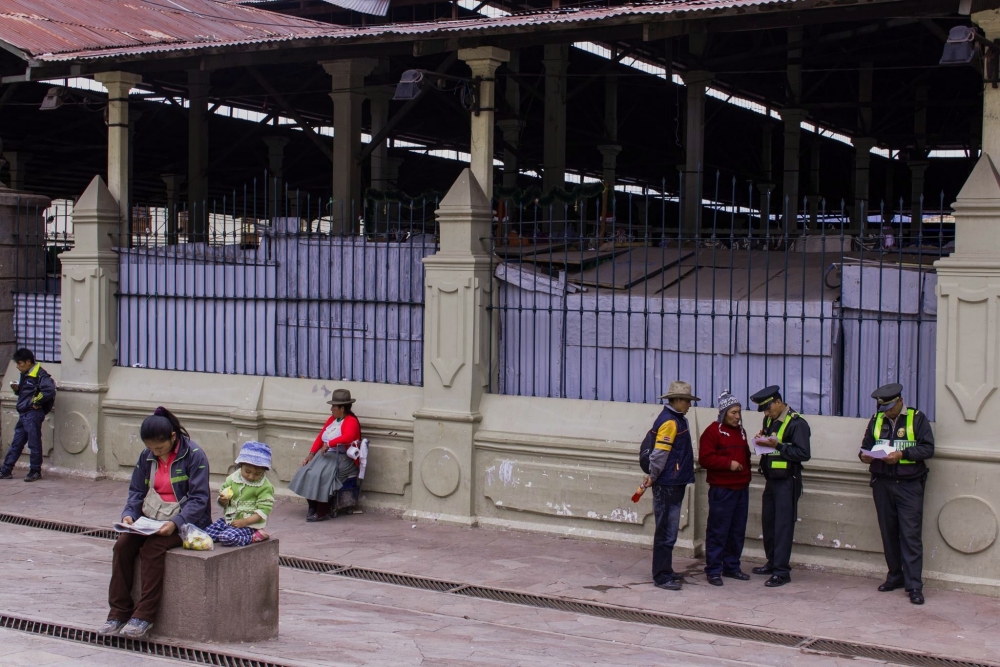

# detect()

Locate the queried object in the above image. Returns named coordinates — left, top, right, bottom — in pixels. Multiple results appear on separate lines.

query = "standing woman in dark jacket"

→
left=100, top=407, right=211, bottom=639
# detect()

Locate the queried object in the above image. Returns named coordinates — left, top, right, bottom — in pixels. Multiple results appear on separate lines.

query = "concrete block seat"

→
left=133, top=538, right=279, bottom=642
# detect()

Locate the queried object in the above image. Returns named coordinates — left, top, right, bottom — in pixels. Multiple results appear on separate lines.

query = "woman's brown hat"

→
left=327, top=388, right=357, bottom=406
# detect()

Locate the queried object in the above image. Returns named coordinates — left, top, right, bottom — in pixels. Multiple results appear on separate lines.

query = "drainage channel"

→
left=3, top=512, right=999, bottom=667
left=0, top=614, right=291, bottom=667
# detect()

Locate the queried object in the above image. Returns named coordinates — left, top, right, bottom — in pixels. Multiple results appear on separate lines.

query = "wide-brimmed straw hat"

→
left=327, top=388, right=357, bottom=406
left=660, top=380, right=700, bottom=402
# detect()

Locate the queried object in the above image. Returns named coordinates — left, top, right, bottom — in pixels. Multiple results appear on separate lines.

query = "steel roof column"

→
left=499, top=50, right=522, bottom=191
left=368, top=87, right=393, bottom=193
left=94, top=71, right=141, bottom=243
left=543, top=44, right=568, bottom=234
left=849, top=61, right=874, bottom=235
left=909, top=84, right=929, bottom=240
left=321, top=58, right=376, bottom=235
left=186, top=69, right=210, bottom=243
left=681, top=70, right=712, bottom=238
left=782, top=27, right=804, bottom=235
left=807, top=140, right=822, bottom=229
left=851, top=136, right=876, bottom=233
left=460, top=47, right=510, bottom=206
left=161, top=173, right=181, bottom=245
left=975, top=11, right=1000, bottom=157
left=263, top=136, right=290, bottom=218
left=1, top=151, right=30, bottom=192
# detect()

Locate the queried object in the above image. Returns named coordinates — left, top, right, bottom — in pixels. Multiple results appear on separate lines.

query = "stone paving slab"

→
left=2, top=475, right=999, bottom=664
left=0, top=522, right=875, bottom=667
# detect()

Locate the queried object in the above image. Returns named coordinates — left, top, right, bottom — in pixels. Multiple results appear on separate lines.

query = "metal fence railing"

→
left=12, top=197, right=73, bottom=363
left=14, top=170, right=953, bottom=418
left=488, top=174, right=951, bottom=419
left=119, top=178, right=438, bottom=385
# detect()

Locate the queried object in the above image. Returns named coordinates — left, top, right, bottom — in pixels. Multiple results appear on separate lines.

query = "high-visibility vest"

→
left=873, top=408, right=917, bottom=464
left=763, top=412, right=798, bottom=470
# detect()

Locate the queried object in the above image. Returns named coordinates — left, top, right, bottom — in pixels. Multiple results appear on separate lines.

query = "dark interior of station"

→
left=0, top=0, right=988, bottom=229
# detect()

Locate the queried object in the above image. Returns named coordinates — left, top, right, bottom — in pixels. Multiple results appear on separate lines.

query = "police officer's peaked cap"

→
left=750, top=385, right=782, bottom=412
left=871, top=383, right=903, bottom=412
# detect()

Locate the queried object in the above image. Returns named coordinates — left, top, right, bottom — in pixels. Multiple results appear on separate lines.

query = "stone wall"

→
left=5, top=171, right=1000, bottom=602
left=6, top=360, right=997, bottom=597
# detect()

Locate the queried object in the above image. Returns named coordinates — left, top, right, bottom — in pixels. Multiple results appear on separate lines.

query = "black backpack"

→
left=639, top=427, right=657, bottom=474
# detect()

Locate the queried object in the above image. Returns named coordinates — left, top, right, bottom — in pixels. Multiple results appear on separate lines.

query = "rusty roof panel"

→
left=0, top=0, right=337, bottom=58
left=322, top=0, right=392, bottom=18
left=8, top=0, right=836, bottom=62
left=232, top=0, right=391, bottom=16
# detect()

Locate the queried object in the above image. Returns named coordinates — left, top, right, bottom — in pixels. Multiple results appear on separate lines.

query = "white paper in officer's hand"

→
left=861, top=446, right=892, bottom=459
left=752, top=437, right=777, bottom=456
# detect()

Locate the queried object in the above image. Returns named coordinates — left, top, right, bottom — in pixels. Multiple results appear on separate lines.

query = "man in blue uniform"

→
left=749, top=385, right=811, bottom=587
left=0, top=348, right=56, bottom=482
left=860, top=383, right=934, bottom=605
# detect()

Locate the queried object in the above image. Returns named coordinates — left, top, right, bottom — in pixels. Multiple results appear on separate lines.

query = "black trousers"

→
left=761, top=474, right=801, bottom=578
left=872, top=476, right=925, bottom=591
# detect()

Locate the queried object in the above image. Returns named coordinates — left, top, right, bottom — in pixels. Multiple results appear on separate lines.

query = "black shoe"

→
left=723, top=571, right=751, bottom=581
left=707, top=575, right=723, bottom=587
left=655, top=578, right=682, bottom=591
left=24, top=471, right=41, bottom=482
left=0, top=470, right=12, bottom=480
left=909, top=590, right=924, bottom=605
left=878, top=580, right=903, bottom=592
left=764, top=574, right=791, bottom=588
left=306, top=509, right=317, bottom=521
left=752, top=565, right=774, bottom=575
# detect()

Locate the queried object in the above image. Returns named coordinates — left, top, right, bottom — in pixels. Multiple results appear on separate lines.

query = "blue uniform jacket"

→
left=122, top=436, right=212, bottom=529
left=14, top=363, right=56, bottom=414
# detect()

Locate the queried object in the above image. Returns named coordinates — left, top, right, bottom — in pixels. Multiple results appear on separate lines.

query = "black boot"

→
left=312, top=501, right=331, bottom=522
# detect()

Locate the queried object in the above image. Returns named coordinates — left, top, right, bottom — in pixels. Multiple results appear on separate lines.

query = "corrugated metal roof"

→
left=230, top=0, right=391, bottom=17
left=0, top=0, right=338, bottom=59
left=5, top=0, right=842, bottom=63
left=322, top=0, right=391, bottom=18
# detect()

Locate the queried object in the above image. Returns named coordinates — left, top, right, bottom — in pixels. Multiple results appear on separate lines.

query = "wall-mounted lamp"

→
left=39, top=86, right=65, bottom=111
left=940, top=25, right=1000, bottom=88
left=393, top=69, right=486, bottom=115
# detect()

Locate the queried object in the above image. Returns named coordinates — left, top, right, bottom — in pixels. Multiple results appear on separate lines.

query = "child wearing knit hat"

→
left=204, top=441, right=275, bottom=547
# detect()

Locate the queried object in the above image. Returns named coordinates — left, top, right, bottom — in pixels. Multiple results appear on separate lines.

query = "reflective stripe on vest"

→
left=762, top=412, right=796, bottom=463
left=872, top=409, right=917, bottom=463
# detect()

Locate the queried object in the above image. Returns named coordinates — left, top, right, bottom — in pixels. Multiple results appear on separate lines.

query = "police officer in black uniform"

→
left=860, top=383, right=934, bottom=605
left=749, top=385, right=811, bottom=587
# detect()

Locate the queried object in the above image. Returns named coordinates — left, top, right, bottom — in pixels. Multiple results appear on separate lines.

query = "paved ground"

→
left=1, top=474, right=999, bottom=666
left=0, top=627, right=181, bottom=666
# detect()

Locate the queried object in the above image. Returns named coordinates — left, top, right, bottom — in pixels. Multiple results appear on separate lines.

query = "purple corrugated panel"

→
left=13, top=0, right=808, bottom=61
left=320, top=0, right=391, bottom=18
left=0, top=0, right=337, bottom=57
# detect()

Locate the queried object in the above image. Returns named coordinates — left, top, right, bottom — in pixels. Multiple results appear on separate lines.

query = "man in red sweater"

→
left=698, top=390, right=752, bottom=586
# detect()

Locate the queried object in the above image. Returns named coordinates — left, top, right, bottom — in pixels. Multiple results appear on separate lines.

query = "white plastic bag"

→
left=180, top=523, right=214, bottom=551
left=358, top=438, right=369, bottom=480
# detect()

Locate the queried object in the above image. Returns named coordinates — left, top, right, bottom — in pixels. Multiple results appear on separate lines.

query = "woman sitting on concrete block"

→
left=100, top=406, right=212, bottom=639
